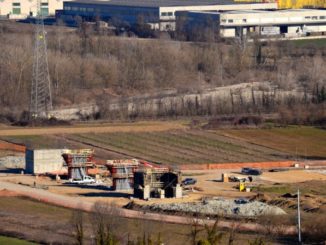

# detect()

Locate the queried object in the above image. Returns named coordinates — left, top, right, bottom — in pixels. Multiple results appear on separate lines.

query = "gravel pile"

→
left=0, top=156, right=25, bottom=169
left=150, top=198, right=286, bottom=217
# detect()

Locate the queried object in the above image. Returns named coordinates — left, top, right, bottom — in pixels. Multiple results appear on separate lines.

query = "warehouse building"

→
left=177, top=9, right=326, bottom=38
left=57, top=0, right=277, bottom=30
left=0, top=0, right=71, bottom=19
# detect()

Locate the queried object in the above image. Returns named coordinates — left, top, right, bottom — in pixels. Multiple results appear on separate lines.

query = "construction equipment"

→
left=30, top=0, right=52, bottom=119
left=239, top=182, right=246, bottom=192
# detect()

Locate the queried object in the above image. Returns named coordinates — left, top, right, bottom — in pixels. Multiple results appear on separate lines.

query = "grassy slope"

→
left=0, top=197, right=283, bottom=244
left=0, top=236, right=37, bottom=245
left=291, top=38, right=326, bottom=47
left=221, top=126, right=326, bottom=159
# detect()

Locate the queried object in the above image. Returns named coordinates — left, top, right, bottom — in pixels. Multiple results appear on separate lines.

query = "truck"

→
left=69, top=175, right=96, bottom=184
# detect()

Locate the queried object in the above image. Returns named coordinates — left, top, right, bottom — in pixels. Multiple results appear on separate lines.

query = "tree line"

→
left=0, top=21, right=324, bottom=125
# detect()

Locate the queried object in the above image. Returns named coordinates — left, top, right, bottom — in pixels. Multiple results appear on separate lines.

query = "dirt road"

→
left=0, top=180, right=296, bottom=235
left=0, top=121, right=187, bottom=136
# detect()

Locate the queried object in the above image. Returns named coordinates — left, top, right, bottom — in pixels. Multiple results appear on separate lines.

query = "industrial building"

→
left=177, top=9, right=326, bottom=38
left=25, top=149, right=65, bottom=174
left=0, top=0, right=71, bottom=19
left=57, top=0, right=277, bottom=30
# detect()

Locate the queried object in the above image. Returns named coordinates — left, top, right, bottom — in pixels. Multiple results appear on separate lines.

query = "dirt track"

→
left=0, top=121, right=187, bottom=136
left=0, top=180, right=296, bottom=235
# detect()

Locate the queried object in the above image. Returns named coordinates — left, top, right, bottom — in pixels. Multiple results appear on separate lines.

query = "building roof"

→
left=67, top=0, right=267, bottom=7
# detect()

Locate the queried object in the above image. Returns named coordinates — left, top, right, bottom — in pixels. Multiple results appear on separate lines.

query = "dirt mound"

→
left=302, top=200, right=320, bottom=212
left=0, top=188, right=20, bottom=197
left=282, top=193, right=297, bottom=198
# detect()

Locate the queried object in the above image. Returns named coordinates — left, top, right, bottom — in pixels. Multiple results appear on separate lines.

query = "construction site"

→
left=0, top=123, right=326, bottom=244
left=0, top=0, right=325, bottom=243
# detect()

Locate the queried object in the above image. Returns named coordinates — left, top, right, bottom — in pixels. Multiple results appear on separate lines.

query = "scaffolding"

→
left=62, top=149, right=95, bottom=180
left=133, top=168, right=182, bottom=199
left=106, top=159, right=139, bottom=190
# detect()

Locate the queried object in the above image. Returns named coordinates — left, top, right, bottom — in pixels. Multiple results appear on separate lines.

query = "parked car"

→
left=234, top=198, right=249, bottom=205
left=241, top=168, right=262, bottom=176
left=182, top=178, right=197, bottom=185
left=69, top=175, right=96, bottom=184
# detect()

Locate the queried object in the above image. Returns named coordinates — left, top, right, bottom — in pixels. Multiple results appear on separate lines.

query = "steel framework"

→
left=30, top=1, right=52, bottom=118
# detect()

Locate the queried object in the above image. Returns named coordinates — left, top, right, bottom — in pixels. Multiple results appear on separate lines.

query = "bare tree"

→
left=71, top=209, right=85, bottom=245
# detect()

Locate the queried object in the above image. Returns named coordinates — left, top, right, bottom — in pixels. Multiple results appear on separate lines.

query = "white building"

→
left=178, top=9, right=326, bottom=38
left=0, top=0, right=69, bottom=19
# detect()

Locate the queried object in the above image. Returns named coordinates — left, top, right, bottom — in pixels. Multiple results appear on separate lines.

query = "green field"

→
left=1, top=126, right=324, bottom=164
left=222, top=126, right=326, bottom=159
left=66, top=129, right=288, bottom=164
left=291, top=38, right=326, bottom=48
left=0, top=236, right=37, bottom=245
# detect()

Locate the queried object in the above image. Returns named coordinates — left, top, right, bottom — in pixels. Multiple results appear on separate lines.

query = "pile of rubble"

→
left=149, top=197, right=286, bottom=217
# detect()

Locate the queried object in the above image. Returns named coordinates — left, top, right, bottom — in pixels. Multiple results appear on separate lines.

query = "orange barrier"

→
left=179, top=161, right=298, bottom=170
left=179, top=160, right=326, bottom=170
left=0, top=140, right=26, bottom=152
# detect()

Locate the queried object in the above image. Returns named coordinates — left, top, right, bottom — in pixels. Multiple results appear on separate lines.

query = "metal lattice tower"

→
left=30, top=1, right=52, bottom=118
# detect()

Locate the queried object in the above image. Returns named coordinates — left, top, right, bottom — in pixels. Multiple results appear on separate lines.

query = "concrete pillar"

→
left=174, top=184, right=182, bottom=198
left=143, top=185, right=150, bottom=200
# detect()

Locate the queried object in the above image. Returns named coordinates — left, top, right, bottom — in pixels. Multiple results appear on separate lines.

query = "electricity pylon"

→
left=30, top=0, right=52, bottom=119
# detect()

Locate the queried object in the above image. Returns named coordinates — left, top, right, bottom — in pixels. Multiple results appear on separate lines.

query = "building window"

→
left=320, top=16, right=326, bottom=19
left=221, top=19, right=226, bottom=23
left=161, top=12, right=167, bottom=16
left=167, top=12, right=173, bottom=16
left=243, top=19, right=247, bottom=23
left=305, top=16, right=311, bottom=19
left=87, top=8, right=94, bottom=12
left=64, top=6, right=71, bottom=10
left=228, top=19, right=233, bottom=23
left=12, top=2, right=21, bottom=14
left=41, top=2, right=48, bottom=16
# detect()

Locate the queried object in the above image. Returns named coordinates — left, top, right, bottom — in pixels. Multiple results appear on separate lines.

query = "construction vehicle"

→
left=239, top=182, right=246, bottom=192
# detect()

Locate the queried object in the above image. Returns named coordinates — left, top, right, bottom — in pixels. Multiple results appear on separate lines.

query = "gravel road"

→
left=0, top=180, right=295, bottom=235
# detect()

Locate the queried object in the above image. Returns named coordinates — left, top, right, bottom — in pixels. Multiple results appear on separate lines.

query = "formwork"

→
left=62, top=149, right=95, bottom=180
left=25, top=149, right=65, bottom=174
left=133, top=167, right=182, bottom=199
left=106, top=159, right=139, bottom=190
